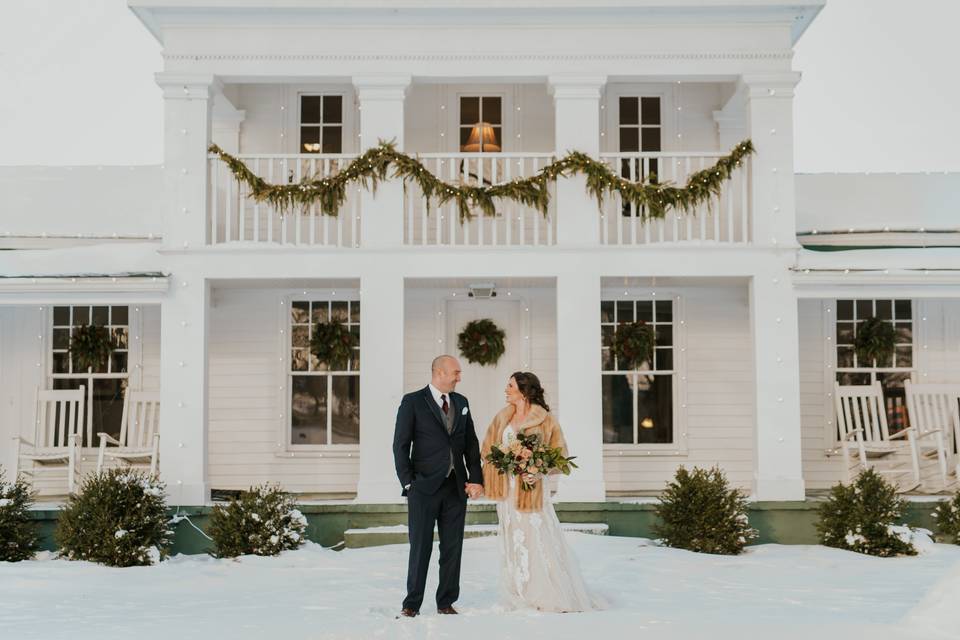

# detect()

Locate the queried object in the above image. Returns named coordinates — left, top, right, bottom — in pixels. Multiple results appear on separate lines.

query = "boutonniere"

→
left=461, top=406, right=469, bottom=416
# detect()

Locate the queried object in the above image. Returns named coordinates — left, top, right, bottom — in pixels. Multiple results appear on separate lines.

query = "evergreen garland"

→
left=209, top=139, right=754, bottom=223
left=608, top=321, right=656, bottom=369
left=653, top=465, right=757, bottom=555
left=932, top=491, right=960, bottom=544
left=457, top=318, right=506, bottom=366
left=55, top=469, right=171, bottom=567
left=854, top=316, right=897, bottom=367
left=309, top=321, right=358, bottom=370
left=0, top=467, right=40, bottom=562
left=816, top=468, right=918, bottom=557
left=69, top=324, right=115, bottom=372
left=208, top=484, right=308, bottom=558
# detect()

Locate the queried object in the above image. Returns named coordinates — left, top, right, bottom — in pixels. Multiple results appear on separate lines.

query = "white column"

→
left=743, top=73, right=801, bottom=248
left=749, top=268, right=805, bottom=500
left=354, top=75, right=410, bottom=249
left=159, top=278, right=210, bottom=505
left=549, top=75, right=606, bottom=247
left=554, top=271, right=605, bottom=502
left=155, top=73, right=221, bottom=250
left=355, top=270, right=405, bottom=502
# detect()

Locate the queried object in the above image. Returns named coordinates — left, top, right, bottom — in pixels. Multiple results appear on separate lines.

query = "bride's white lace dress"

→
left=496, top=425, right=600, bottom=612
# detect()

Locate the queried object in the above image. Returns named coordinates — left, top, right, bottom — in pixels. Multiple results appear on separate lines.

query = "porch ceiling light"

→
left=461, top=122, right=501, bottom=152
left=467, top=283, right=497, bottom=299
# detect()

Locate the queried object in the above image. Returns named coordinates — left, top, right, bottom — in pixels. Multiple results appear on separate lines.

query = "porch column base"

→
left=166, top=481, right=210, bottom=506
left=751, top=475, right=806, bottom=502
left=355, top=479, right=404, bottom=504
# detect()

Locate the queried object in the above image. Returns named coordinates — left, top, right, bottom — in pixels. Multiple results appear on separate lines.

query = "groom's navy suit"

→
left=393, top=385, right=483, bottom=611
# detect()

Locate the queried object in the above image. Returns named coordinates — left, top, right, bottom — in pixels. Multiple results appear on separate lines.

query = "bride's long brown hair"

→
left=510, top=371, right=550, bottom=412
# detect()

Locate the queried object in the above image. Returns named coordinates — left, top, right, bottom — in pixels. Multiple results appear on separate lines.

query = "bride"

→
left=481, top=371, right=600, bottom=613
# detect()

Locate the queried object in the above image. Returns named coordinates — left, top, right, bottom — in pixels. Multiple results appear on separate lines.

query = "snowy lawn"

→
left=1, top=535, right=959, bottom=640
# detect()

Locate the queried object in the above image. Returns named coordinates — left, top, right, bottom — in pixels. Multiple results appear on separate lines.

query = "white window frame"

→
left=600, top=291, right=688, bottom=456
left=821, top=298, right=919, bottom=449
left=601, top=84, right=674, bottom=155
left=279, top=291, right=361, bottom=456
left=283, top=85, right=357, bottom=155
left=443, top=85, right=516, bottom=153
left=45, top=304, right=144, bottom=449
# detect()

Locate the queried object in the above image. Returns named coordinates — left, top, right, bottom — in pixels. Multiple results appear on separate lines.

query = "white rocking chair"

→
left=13, top=386, right=85, bottom=493
left=834, top=381, right=921, bottom=490
left=904, top=381, right=960, bottom=490
left=97, top=390, right=161, bottom=475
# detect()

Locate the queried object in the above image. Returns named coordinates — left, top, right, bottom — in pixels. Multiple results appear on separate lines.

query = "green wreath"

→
left=309, top=321, right=358, bottom=370
left=457, top=319, right=506, bottom=367
left=854, top=316, right=897, bottom=367
left=608, top=321, right=656, bottom=370
left=69, top=324, right=115, bottom=372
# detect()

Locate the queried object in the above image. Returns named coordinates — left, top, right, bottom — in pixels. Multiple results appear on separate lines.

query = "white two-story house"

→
left=2, top=1, right=959, bottom=521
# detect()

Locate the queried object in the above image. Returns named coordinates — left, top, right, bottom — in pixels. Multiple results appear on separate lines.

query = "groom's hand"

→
left=465, top=483, right=483, bottom=499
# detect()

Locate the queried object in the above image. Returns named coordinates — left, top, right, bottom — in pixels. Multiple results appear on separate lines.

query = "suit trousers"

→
left=403, top=473, right=467, bottom=611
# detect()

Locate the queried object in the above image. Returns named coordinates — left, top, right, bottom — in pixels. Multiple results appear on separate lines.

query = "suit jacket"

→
left=393, top=386, right=483, bottom=499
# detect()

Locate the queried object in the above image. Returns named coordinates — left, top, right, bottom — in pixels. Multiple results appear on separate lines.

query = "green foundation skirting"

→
left=27, top=499, right=946, bottom=555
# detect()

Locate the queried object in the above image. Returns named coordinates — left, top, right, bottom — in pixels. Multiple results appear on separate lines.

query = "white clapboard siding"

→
left=207, top=288, right=359, bottom=494
left=604, top=286, right=755, bottom=494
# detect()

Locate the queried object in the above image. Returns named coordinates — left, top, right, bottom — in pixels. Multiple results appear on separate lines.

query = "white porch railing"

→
left=403, top=153, right=557, bottom=246
left=207, top=154, right=361, bottom=247
left=598, top=153, right=752, bottom=245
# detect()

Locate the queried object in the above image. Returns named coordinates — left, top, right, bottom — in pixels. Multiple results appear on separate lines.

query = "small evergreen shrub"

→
left=56, top=469, right=171, bottom=567
left=816, top=468, right=918, bottom=557
left=0, top=468, right=40, bottom=561
left=208, top=484, right=308, bottom=558
left=654, top=465, right=757, bottom=555
left=932, top=491, right=960, bottom=543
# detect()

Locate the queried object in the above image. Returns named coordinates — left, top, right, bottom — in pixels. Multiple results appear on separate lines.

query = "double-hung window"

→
left=601, top=298, right=675, bottom=445
left=288, top=298, right=360, bottom=446
left=299, top=95, right=343, bottom=154
left=833, top=299, right=914, bottom=434
left=459, top=96, right=502, bottom=152
left=50, top=305, right=130, bottom=446
left=617, top=96, right=662, bottom=215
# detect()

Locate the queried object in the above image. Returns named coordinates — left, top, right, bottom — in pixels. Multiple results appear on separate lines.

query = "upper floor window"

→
left=459, top=96, right=502, bottom=152
left=601, top=298, right=675, bottom=445
left=834, top=299, right=914, bottom=434
left=618, top=96, right=662, bottom=214
left=299, top=95, right=343, bottom=154
left=288, top=299, right=360, bottom=446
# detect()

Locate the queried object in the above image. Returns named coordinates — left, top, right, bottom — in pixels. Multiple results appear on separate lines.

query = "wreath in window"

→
left=608, top=321, right=656, bottom=370
left=457, top=319, right=506, bottom=367
left=854, top=316, right=897, bottom=367
left=69, top=324, right=115, bottom=372
left=309, top=321, right=358, bottom=370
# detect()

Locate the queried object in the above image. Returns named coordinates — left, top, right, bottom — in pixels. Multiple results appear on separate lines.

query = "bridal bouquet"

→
left=485, top=432, right=578, bottom=491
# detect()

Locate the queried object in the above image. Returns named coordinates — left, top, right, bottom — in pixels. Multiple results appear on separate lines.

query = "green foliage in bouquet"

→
left=458, top=318, right=506, bottom=367
left=607, top=321, right=656, bottom=369
left=816, top=468, right=918, bottom=557
left=485, top=431, right=577, bottom=491
left=56, top=469, right=171, bottom=566
left=69, top=324, right=115, bottom=372
left=309, top=321, right=358, bottom=370
left=208, top=484, right=308, bottom=558
left=654, top=466, right=757, bottom=555
left=854, top=316, right=897, bottom=367
left=0, top=467, right=40, bottom=562
left=931, top=491, right=960, bottom=544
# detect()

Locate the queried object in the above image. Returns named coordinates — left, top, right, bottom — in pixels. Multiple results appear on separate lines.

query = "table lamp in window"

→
left=461, top=122, right=501, bottom=152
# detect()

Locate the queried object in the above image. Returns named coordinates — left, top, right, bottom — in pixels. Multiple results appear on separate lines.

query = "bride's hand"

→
left=521, top=473, right=539, bottom=485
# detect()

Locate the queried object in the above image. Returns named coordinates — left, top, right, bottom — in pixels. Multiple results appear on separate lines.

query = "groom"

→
left=393, top=355, right=484, bottom=617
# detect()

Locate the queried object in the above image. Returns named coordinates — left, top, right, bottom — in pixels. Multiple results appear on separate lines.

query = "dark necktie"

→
left=441, top=394, right=449, bottom=415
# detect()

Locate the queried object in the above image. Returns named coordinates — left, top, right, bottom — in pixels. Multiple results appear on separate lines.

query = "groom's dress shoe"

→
left=398, top=608, right=419, bottom=618
left=437, top=606, right=458, bottom=615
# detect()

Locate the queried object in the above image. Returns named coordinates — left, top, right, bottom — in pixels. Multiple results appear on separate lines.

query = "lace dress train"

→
left=495, top=426, right=600, bottom=613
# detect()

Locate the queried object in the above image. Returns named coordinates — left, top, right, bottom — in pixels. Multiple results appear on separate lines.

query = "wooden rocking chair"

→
left=904, top=381, right=960, bottom=490
left=13, top=386, right=85, bottom=493
left=834, top=381, right=921, bottom=490
left=96, top=390, right=161, bottom=475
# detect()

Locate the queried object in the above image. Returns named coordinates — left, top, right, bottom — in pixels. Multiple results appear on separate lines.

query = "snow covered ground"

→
left=2, top=535, right=959, bottom=640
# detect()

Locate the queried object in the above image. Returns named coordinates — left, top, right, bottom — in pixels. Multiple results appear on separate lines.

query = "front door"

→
left=446, top=298, right=522, bottom=440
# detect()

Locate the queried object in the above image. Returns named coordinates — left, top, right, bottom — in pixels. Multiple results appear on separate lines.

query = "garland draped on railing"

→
left=208, top=139, right=754, bottom=223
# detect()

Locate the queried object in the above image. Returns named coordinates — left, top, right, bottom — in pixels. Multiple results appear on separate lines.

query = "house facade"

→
left=2, top=0, right=958, bottom=509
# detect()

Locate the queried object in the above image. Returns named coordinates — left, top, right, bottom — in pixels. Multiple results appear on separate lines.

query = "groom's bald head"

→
left=431, top=355, right=462, bottom=393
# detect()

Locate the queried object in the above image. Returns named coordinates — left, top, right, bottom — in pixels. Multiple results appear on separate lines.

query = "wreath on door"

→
left=457, top=318, right=506, bottom=366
